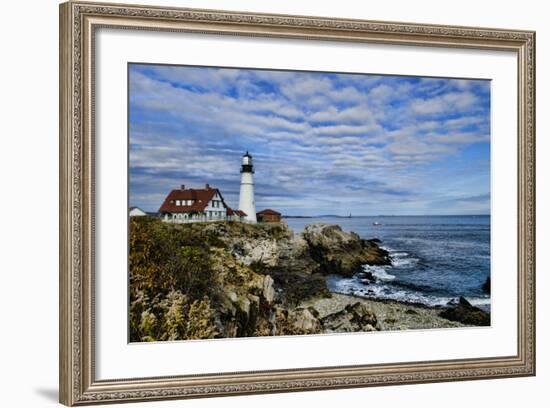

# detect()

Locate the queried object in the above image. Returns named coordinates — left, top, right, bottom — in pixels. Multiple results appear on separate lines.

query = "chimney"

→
left=180, top=184, right=185, bottom=190
left=205, top=183, right=210, bottom=189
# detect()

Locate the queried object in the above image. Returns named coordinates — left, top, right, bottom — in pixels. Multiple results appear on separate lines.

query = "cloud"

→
left=128, top=64, right=490, bottom=215
left=411, top=91, right=479, bottom=115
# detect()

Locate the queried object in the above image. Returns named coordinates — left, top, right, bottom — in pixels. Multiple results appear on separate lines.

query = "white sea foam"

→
left=390, top=251, right=419, bottom=267
left=326, top=274, right=455, bottom=307
left=363, top=265, right=396, bottom=281
left=465, top=297, right=491, bottom=306
left=392, top=257, right=419, bottom=267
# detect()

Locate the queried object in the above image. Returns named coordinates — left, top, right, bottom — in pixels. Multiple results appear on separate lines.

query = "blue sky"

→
left=129, top=63, right=490, bottom=216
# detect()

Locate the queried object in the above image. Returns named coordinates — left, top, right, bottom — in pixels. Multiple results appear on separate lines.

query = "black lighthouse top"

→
left=240, top=151, right=254, bottom=173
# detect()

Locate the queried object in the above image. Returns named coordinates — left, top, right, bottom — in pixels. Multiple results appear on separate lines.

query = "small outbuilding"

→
left=129, top=206, right=147, bottom=217
left=256, top=209, right=282, bottom=224
left=226, top=207, right=248, bottom=222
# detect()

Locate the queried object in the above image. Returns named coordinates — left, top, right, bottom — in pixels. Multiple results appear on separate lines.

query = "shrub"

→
left=139, top=310, right=158, bottom=342
left=185, top=298, right=219, bottom=339
left=129, top=218, right=221, bottom=341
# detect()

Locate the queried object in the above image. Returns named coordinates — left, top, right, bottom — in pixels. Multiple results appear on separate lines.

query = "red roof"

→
left=159, top=187, right=221, bottom=213
left=226, top=207, right=247, bottom=217
left=257, top=208, right=281, bottom=216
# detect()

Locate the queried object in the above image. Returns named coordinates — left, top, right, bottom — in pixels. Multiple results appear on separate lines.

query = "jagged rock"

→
left=321, top=302, right=379, bottom=333
left=266, top=266, right=331, bottom=306
left=212, top=222, right=390, bottom=304
left=359, top=269, right=376, bottom=284
left=482, top=276, right=491, bottom=294
left=439, top=296, right=490, bottom=326
left=261, top=275, right=275, bottom=304
left=239, top=238, right=280, bottom=267
left=292, top=308, right=322, bottom=332
left=236, top=295, right=251, bottom=317
left=270, top=306, right=322, bottom=335
left=302, top=224, right=391, bottom=277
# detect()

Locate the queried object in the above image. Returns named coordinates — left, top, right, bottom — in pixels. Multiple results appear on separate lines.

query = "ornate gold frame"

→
left=59, top=1, right=536, bottom=405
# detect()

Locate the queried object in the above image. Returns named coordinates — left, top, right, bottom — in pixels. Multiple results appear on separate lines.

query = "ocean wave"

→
left=392, top=257, right=419, bottom=267
left=327, top=277, right=454, bottom=307
left=363, top=265, right=395, bottom=281
left=326, top=274, right=491, bottom=309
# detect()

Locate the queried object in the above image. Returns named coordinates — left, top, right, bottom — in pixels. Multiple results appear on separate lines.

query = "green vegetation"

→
left=129, top=218, right=220, bottom=342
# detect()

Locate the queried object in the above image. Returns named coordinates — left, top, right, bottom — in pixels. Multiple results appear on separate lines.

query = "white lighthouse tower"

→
left=238, top=151, right=257, bottom=223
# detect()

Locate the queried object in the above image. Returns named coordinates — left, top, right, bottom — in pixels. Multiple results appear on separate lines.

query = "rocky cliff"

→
left=129, top=218, right=492, bottom=342
left=129, top=218, right=391, bottom=341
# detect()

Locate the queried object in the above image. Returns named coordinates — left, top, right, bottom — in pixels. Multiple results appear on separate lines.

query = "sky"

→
left=129, top=63, right=491, bottom=216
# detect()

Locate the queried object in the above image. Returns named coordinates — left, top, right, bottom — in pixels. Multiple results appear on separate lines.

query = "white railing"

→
left=162, top=214, right=239, bottom=224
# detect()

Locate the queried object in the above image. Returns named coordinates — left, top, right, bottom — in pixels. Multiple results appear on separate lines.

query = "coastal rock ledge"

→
left=302, top=224, right=392, bottom=277
left=129, top=218, right=465, bottom=342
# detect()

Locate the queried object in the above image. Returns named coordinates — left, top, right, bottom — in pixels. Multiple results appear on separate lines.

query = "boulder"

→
left=292, top=308, right=322, bottom=332
left=270, top=306, right=323, bottom=335
left=266, top=266, right=331, bottom=306
left=302, top=224, right=391, bottom=277
left=439, top=296, right=490, bottom=326
left=482, top=276, right=491, bottom=294
left=261, top=275, right=275, bottom=304
left=321, top=302, right=379, bottom=333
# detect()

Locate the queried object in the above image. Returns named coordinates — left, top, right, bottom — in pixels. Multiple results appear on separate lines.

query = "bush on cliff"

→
left=131, top=289, right=218, bottom=342
left=129, top=218, right=220, bottom=342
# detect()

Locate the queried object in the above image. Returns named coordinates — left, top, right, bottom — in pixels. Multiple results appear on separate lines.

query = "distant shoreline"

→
left=283, top=214, right=490, bottom=218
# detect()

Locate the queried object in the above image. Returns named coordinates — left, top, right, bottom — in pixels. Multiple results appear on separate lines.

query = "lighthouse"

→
left=238, top=151, right=257, bottom=223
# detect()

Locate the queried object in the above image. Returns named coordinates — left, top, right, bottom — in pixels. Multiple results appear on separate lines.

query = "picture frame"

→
left=59, top=1, right=536, bottom=405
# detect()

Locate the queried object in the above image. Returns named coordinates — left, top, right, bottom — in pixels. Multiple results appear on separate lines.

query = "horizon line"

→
left=282, top=214, right=490, bottom=217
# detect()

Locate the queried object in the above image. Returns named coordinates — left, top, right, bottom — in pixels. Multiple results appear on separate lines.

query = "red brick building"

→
left=256, top=209, right=282, bottom=223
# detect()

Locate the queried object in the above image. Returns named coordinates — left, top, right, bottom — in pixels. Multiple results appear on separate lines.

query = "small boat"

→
left=372, top=221, right=383, bottom=226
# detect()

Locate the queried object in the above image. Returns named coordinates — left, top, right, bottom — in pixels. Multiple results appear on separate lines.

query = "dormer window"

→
left=176, top=200, right=181, bottom=206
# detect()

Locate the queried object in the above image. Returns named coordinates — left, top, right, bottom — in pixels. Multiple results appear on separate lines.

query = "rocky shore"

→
left=301, top=294, right=468, bottom=331
left=129, top=218, right=489, bottom=342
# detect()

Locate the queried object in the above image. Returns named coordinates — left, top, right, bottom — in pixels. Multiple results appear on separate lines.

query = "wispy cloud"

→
left=129, top=64, right=490, bottom=215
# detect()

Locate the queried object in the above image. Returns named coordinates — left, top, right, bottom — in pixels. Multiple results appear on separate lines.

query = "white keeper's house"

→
left=159, top=183, right=247, bottom=223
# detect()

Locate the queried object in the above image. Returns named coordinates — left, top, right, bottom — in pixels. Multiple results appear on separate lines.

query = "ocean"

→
left=285, top=215, right=491, bottom=309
